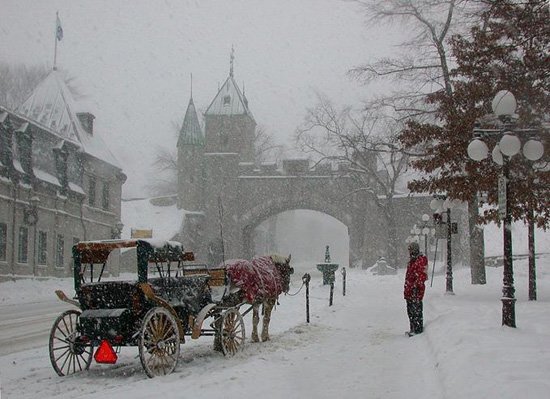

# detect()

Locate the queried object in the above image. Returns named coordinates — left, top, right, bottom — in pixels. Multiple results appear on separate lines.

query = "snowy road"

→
left=0, top=300, right=71, bottom=356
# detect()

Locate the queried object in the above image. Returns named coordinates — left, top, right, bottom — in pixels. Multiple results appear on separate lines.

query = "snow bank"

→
left=1, top=257, right=549, bottom=398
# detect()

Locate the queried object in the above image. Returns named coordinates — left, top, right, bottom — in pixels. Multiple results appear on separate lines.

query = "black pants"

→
left=406, top=300, right=423, bottom=334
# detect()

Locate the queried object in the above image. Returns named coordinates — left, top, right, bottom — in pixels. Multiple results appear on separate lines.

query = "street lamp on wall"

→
left=467, top=90, right=545, bottom=328
left=24, top=196, right=40, bottom=226
left=25, top=196, right=40, bottom=277
left=111, top=221, right=124, bottom=239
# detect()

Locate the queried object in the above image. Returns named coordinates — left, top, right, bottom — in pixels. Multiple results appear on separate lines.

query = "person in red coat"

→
left=404, top=242, right=428, bottom=336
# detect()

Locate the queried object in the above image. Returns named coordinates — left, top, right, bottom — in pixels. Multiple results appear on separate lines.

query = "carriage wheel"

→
left=220, top=308, right=245, bottom=356
left=49, top=309, right=93, bottom=376
left=139, top=307, right=180, bottom=378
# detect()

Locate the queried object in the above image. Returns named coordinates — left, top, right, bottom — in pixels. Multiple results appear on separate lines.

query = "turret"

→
left=177, top=95, right=205, bottom=211
left=203, top=49, right=256, bottom=162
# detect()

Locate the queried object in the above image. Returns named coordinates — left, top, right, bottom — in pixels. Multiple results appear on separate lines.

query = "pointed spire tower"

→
left=177, top=73, right=205, bottom=210
left=203, top=47, right=256, bottom=162
left=177, top=75, right=204, bottom=147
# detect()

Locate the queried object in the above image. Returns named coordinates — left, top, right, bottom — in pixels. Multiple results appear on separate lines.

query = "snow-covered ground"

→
left=1, top=257, right=549, bottom=399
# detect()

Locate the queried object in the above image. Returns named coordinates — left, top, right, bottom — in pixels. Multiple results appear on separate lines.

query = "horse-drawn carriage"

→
left=49, top=239, right=293, bottom=378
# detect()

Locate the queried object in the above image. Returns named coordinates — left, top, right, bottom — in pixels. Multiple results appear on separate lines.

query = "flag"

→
left=56, top=13, right=63, bottom=41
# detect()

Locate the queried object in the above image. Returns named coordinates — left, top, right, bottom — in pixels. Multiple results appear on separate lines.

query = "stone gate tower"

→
left=176, top=52, right=451, bottom=268
left=177, top=52, right=260, bottom=264
left=203, top=52, right=256, bottom=162
left=177, top=94, right=204, bottom=211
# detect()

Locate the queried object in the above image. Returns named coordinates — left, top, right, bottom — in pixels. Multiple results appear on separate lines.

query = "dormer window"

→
left=0, top=114, right=14, bottom=176
left=53, top=145, right=68, bottom=195
left=101, top=182, right=110, bottom=210
left=88, top=176, right=96, bottom=207
left=77, top=112, right=95, bottom=135
left=15, top=122, right=33, bottom=183
left=223, top=95, right=231, bottom=106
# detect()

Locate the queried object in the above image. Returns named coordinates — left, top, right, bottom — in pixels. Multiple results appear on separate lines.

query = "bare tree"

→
left=0, top=62, right=82, bottom=109
left=254, top=124, right=285, bottom=165
left=348, top=1, right=471, bottom=118
left=296, top=93, right=410, bottom=266
left=145, top=147, right=179, bottom=196
left=0, top=62, right=49, bottom=109
left=349, top=0, right=489, bottom=283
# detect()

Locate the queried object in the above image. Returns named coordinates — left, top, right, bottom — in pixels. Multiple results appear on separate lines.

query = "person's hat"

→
left=408, top=242, right=420, bottom=255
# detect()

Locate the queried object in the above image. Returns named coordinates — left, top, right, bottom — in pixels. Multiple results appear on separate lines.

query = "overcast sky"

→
left=0, top=0, right=403, bottom=197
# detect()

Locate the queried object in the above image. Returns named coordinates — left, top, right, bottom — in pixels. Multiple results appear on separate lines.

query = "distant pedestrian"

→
left=404, top=241, right=428, bottom=336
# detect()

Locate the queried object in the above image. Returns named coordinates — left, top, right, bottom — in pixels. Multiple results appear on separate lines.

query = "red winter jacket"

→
left=404, top=255, right=428, bottom=301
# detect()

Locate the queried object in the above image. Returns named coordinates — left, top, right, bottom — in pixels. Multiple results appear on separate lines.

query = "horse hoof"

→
left=262, top=336, right=270, bottom=342
left=251, top=335, right=259, bottom=343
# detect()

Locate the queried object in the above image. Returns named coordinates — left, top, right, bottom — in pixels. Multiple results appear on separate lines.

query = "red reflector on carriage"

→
left=94, top=340, right=118, bottom=364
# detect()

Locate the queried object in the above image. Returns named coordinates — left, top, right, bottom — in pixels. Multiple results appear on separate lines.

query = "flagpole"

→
left=53, top=11, right=58, bottom=70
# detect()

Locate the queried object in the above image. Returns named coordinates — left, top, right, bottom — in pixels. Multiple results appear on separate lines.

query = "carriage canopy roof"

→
left=74, top=239, right=193, bottom=264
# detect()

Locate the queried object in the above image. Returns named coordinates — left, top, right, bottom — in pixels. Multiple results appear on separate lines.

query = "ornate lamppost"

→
left=430, top=194, right=458, bottom=295
left=467, top=90, right=545, bottom=328
left=406, top=214, right=434, bottom=258
left=419, top=214, right=432, bottom=257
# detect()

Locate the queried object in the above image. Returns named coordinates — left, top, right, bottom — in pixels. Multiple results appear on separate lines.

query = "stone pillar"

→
left=202, top=152, right=240, bottom=264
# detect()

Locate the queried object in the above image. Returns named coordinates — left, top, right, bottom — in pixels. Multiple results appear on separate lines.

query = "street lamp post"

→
left=467, top=90, right=545, bottom=328
left=420, top=214, right=433, bottom=258
left=430, top=195, right=458, bottom=295
left=445, top=207, right=452, bottom=294
left=408, top=214, right=433, bottom=257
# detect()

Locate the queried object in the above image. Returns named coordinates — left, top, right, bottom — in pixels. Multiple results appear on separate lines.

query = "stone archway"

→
left=251, top=209, right=350, bottom=267
left=239, top=196, right=359, bottom=264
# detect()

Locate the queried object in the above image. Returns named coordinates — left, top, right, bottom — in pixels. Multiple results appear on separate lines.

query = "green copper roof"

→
left=178, top=97, right=204, bottom=146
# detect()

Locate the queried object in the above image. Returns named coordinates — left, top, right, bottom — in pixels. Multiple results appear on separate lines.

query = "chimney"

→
left=77, top=112, right=95, bottom=135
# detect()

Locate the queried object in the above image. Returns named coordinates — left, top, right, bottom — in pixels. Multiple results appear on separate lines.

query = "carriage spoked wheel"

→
left=139, top=307, right=180, bottom=378
left=49, top=309, right=93, bottom=376
left=219, top=308, right=245, bottom=356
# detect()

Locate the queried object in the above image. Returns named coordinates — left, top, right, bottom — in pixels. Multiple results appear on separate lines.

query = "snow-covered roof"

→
left=205, top=75, right=254, bottom=120
left=121, top=196, right=186, bottom=242
left=177, top=97, right=204, bottom=146
left=16, top=70, right=122, bottom=170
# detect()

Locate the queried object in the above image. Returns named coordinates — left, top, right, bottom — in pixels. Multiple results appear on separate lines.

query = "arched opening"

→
left=252, top=210, right=349, bottom=276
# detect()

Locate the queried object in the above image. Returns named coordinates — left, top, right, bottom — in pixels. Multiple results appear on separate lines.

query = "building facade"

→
left=0, top=71, right=126, bottom=280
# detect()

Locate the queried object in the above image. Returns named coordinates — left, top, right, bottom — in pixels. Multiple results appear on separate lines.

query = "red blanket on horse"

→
left=224, top=256, right=284, bottom=302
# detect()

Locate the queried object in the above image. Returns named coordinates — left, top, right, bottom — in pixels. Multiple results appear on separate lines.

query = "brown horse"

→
left=224, top=254, right=294, bottom=342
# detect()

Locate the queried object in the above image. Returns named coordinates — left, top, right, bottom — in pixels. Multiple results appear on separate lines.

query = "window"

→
left=18, top=226, right=28, bottom=263
left=88, top=176, right=96, bottom=207
left=0, top=223, right=7, bottom=261
left=223, top=95, right=231, bottom=105
left=55, top=234, right=64, bottom=268
left=38, top=231, right=48, bottom=265
left=218, top=131, right=229, bottom=149
left=53, top=147, right=68, bottom=195
left=101, top=182, right=110, bottom=210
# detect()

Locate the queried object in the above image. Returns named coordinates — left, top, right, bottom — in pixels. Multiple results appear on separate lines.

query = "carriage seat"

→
left=79, top=281, right=142, bottom=310
left=148, top=275, right=212, bottom=313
